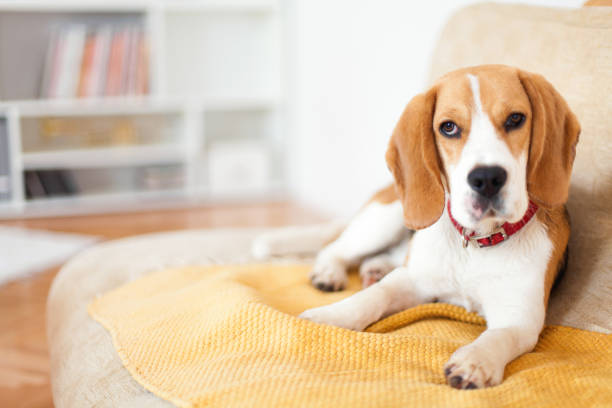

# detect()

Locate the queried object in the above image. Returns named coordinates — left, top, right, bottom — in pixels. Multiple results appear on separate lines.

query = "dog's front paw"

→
left=444, top=344, right=504, bottom=389
left=309, top=258, right=347, bottom=292
left=299, top=303, right=367, bottom=331
left=359, top=257, right=394, bottom=288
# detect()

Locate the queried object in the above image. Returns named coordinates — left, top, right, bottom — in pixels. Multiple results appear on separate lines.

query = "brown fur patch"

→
left=537, top=206, right=571, bottom=306
left=432, top=75, right=472, bottom=167
left=386, top=89, right=445, bottom=229
left=518, top=71, right=581, bottom=208
left=584, top=0, right=612, bottom=6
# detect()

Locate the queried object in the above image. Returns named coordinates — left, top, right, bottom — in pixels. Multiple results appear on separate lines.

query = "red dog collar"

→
left=447, top=200, right=539, bottom=248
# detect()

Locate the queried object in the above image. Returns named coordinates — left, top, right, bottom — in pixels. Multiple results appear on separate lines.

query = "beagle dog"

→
left=252, top=65, right=580, bottom=389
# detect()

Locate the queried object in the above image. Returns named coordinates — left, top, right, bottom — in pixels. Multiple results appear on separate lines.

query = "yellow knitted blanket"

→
left=88, top=264, right=612, bottom=408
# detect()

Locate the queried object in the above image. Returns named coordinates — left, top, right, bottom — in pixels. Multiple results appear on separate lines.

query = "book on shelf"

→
left=140, top=166, right=184, bottom=191
left=24, top=170, right=79, bottom=199
left=89, top=26, right=113, bottom=97
left=135, top=30, right=149, bottom=96
left=41, top=24, right=149, bottom=99
left=105, top=27, right=126, bottom=97
left=76, top=32, right=96, bottom=98
left=24, top=171, right=46, bottom=199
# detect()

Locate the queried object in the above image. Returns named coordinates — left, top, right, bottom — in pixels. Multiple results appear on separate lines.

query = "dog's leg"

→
left=443, top=292, right=545, bottom=389
left=300, top=266, right=431, bottom=330
left=251, top=221, right=346, bottom=259
left=359, top=235, right=411, bottom=288
left=310, top=200, right=407, bottom=291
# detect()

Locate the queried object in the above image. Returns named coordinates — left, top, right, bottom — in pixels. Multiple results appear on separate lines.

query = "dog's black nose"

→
left=467, top=166, right=507, bottom=198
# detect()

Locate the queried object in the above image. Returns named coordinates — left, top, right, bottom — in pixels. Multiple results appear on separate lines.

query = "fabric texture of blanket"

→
left=88, top=264, right=612, bottom=408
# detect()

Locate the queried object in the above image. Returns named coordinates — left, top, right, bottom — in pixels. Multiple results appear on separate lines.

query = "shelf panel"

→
left=0, top=0, right=277, bottom=13
left=6, top=98, right=186, bottom=118
left=8, top=188, right=190, bottom=219
left=203, top=96, right=279, bottom=111
left=0, top=1, right=151, bottom=12
left=163, top=0, right=278, bottom=13
left=1, top=96, right=279, bottom=117
left=22, top=144, right=186, bottom=170
left=0, top=182, right=286, bottom=219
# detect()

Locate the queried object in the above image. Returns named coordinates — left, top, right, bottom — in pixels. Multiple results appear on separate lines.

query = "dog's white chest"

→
left=407, top=212, right=553, bottom=316
left=437, top=251, right=512, bottom=314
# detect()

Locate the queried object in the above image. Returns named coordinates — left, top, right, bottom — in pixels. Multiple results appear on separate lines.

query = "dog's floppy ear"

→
left=519, top=70, right=581, bottom=208
left=385, top=88, right=445, bottom=229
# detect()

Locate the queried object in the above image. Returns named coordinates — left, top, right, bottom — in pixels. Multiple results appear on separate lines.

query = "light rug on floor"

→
left=0, top=226, right=98, bottom=285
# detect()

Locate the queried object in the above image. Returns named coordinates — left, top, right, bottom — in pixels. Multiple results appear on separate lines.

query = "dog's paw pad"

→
left=310, top=259, right=347, bottom=292
left=314, top=281, right=340, bottom=292
left=444, top=346, right=503, bottom=389
left=449, top=375, right=464, bottom=389
left=359, top=258, right=394, bottom=288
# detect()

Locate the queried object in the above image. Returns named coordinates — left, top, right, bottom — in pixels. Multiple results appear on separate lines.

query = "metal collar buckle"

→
left=462, top=227, right=508, bottom=248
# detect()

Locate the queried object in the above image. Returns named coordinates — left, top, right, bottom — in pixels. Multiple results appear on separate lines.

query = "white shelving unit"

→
left=0, top=0, right=285, bottom=218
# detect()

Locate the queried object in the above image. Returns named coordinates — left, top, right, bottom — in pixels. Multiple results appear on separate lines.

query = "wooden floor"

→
left=0, top=201, right=327, bottom=408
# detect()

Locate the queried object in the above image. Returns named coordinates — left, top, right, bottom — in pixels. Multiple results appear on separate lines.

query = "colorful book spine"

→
left=76, top=33, right=96, bottom=98
left=89, top=26, right=112, bottom=98
left=40, top=24, right=149, bottom=99
left=54, top=25, right=87, bottom=99
left=136, top=31, right=150, bottom=96
left=105, top=28, right=125, bottom=97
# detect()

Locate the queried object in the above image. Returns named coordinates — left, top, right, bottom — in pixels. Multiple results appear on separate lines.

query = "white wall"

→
left=286, top=0, right=583, bottom=217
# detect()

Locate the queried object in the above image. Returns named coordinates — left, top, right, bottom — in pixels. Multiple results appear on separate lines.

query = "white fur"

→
left=299, top=75, right=554, bottom=389
left=251, top=221, right=346, bottom=259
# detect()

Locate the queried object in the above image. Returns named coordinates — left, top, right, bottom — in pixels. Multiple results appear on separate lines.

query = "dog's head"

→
left=386, top=65, right=580, bottom=231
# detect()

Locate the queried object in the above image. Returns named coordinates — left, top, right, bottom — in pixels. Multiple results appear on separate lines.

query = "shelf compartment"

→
left=202, top=107, right=281, bottom=191
left=24, top=164, right=186, bottom=200
left=204, top=108, right=276, bottom=143
left=20, top=112, right=184, bottom=153
left=208, top=141, right=269, bottom=195
left=0, top=11, right=145, bottom=101
left=163, top=9, right=280, bottom=100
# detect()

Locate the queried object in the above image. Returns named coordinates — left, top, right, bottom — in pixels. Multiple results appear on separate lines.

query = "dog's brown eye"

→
left=440, top=121, right=461, bottom=138
left=504, top=113, right=525, bottom=131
